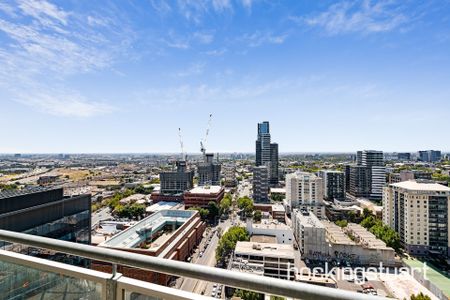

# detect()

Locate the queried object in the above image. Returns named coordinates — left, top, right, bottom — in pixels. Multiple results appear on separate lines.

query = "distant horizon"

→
left=1, top=150, right=448, bottom=155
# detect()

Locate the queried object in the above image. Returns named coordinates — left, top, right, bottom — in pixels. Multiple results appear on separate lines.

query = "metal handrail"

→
left=0, top=229, right=386, bottom=300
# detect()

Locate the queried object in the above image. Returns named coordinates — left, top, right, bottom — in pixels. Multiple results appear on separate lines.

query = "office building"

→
left=96, top=210, right=206, bottom=285
left=292, top=210, right=396, bottom=265
left=397, top=152, right=411, bottom=161
left=255, top=121, right=279, bottom=185
left=419, top=150, right=442, bottom=162
left=157, top=160, right=194, bottom=200
left=383, top=181, right=450, bottom=257
left=197, top=153, right=221, bottom=186
left=347, top=150, right=385, bottom=201
left=253, top=165, right=269, bottom=203
left=319, top=170, right=345, bottom=201
left=0, top=187, right=91, bottom=244
left=184, top=185, right=225, bottom=209
left=388, top=170, right=415, bottom=184
left=285, top=171, right=325, bottom=218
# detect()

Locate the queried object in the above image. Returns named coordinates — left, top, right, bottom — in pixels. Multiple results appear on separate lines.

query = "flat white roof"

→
left=188, top=185, right=223, bottom=194
left=391, top=180, right=450, bottom=192
left=235, top=241, right=295, bottom=259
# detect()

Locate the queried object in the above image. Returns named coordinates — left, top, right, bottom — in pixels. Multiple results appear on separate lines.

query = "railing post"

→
left=106, top=270, right=122, bottom=300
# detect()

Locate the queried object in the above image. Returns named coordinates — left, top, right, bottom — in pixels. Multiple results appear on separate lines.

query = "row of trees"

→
left=360, top=214, right=402, bottom=252
left=188, top=201, right=220, bottom=221
left=215, top=226, right=250, bottom=261
left=115, top=203, right=146, bottom=219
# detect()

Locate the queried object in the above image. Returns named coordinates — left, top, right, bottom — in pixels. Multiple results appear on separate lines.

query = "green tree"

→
left=216, top=226, right=250, bottom=261
left=237, top=196, right=254, bottom=216
left=234, top=289, right=263, bottom=300
left=270, top=193, right=285, bottom=202
left=335, top=219, right=348, bottom=227
left=220, top=194, right=232, bottom=215
left=188, top=207, right=210, bottom=220
left=410, top=292, right=431, bottom=300
left=208, top=201, right=220, bottom=220
left=253, top=210, right=262, bottom=222
left=270, top=296, right=285, bottom=300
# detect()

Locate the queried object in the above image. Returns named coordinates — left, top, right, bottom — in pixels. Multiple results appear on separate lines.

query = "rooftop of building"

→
left=145, top=201, right=181, bottom=213
left=250, top=235, right=278, bottom=244
left=323, top=221, right=356, bottom=245
left=251, top=219, right=291, bottom=231
left=235, top=241, right=295, bottom=259
left=100, top=210, right=196, bottom=250
left=186, top=185, right=223, bottom=194
left=270, top=188, right=286, bottom=194
left=391, top=180, right=450, bottom=192
left=272, top=203, right=285, bottom=212
left=294, top=210, right=324, bottom=229
left=345, top=223, right=389, bottom=249
left=0, top=186, right=60, bottom=199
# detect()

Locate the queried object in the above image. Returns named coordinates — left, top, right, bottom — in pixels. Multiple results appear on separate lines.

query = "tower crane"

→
left=178, top=127, right=185, bottom=161
left=200, top=114, right=212, bottom=158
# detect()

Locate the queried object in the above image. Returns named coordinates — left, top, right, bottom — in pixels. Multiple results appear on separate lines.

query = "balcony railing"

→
left=0, top=229, right=386, bottom=300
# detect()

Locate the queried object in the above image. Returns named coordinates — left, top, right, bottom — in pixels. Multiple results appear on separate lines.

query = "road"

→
left=91, top=207, right=112, bottom=228
left=179, top=218, right=232, bottom=296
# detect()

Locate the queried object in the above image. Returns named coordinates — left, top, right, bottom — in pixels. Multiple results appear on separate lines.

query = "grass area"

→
left=56, top=168, right=91, bottom=181
left=404, top=258, right=450, bottom=297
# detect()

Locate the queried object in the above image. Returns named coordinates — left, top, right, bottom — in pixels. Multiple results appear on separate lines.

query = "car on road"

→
left=199, top=251, right=204, bottom=257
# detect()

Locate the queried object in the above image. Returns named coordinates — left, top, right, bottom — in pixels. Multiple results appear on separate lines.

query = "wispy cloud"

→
left=302, top=0, right=408, bottom=35
left=174, top=62, right=206, bottom=77
left=193, top=31, right=214, bottom=44
left=16, top=88, right=115, bottom=117
left=240, top=31, right=289, bottom=47
left=0, top=0, right=133, bottom=117
left=135, top=75, right=379, bottom=108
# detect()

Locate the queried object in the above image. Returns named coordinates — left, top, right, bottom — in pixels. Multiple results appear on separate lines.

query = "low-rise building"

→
left=231, top=241, right=296, bottom=280
left=292, top=210, right=397, bottom=266
left=183, top=185, right=225, bottom=209
left=246, top=219, right=293, bottom=244
left=95, top=210, right=206, bottom=285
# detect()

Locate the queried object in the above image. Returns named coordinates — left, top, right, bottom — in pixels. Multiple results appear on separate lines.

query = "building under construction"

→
left=197, top=153, right=221, bottom=186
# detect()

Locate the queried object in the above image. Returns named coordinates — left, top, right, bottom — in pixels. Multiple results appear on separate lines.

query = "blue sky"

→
left=1, top=0, right=449, bottom=153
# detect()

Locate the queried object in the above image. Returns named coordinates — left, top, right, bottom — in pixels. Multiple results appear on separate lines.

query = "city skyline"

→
left=1, top=1, right=450, bottom=153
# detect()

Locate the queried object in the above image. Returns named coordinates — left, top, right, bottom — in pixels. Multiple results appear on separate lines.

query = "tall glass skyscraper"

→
left=255, top=121, right=279, bottom=185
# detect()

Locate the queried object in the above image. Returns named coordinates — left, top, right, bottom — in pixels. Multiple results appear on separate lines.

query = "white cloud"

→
left=204, top=48, right=227, bottom=56
left=18, top=0, right=69, bottom=26
left=16, top=90, right=115, bottom=117
left=241, top=31, right=288, bottom=47
left=135, top=76, right=378, bottom=108
left=212, top=0, right=232, bottom=12
left=303, top=0, right=408, bottom=35
left=241, top=0, right=253, bottom=10
left=0, top=0, right=131, bottom=117
left=150, top=0, right=171, bottom=15
left=174, top=62, right=205, bottom=77
left=193, top=31, right=214, bottom=44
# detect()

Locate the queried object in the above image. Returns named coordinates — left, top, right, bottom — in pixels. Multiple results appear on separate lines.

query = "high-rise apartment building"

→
left=197, top=153, right=221, bottom=185
left=253, top=166, right=269, bottom=203
left=223, top=164, right=237, bottom=187
left=418, top=150, right=441, bottom=162
left=255, top=121, right=278, bottom=185
left=319, top=170, right=345, bottom=201
left=383, top=181, right=450, bottom=257
left=285, top=171, right=325, bottom=218
left=347, top=150, right=385, bottom=201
